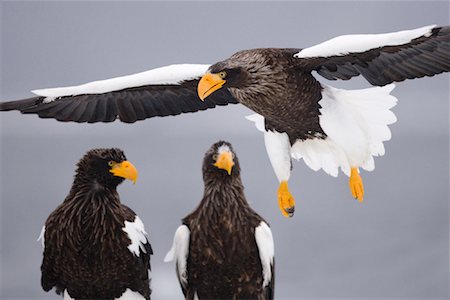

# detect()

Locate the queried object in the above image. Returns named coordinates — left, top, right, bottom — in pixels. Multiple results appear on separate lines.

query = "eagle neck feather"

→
left=48, top=182, right=128, bottom=255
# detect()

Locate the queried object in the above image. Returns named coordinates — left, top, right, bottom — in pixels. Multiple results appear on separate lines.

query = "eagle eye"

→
left=108, top=161, right=115, bottom=167
left=218, top=71, right=227, bottom=79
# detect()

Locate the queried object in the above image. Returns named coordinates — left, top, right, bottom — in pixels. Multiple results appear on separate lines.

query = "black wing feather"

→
left=0, top=79, right=239, bottom=123
left=305, top=26, right=450, bottom=86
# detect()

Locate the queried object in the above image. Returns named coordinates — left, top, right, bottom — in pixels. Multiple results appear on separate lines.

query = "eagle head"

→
left=197, top=49, right=284, bottom=102
left=202, top=141, right=241, bottom=180
left=75, top=148, right=138, bottom=188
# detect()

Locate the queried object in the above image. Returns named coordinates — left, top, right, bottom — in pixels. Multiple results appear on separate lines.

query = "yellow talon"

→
left=349, top=167, right=364, bottom=202
left=277, top=181, right=295, bottom=218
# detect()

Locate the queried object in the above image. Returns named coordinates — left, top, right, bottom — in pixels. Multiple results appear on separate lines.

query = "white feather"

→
left=164, top=225, right=190, bottom=287
left=64, top=288, right=145, bottom=300
left=122, top=216, right=149, bottom=257
left=293, top=83, right=397, bottom=176
left=217, top=144, right=231, bottom=154
left=63, top=290, right=74, bottom=300
left=263, top=130, right=292, bottom=182
left=295, top=25, right=436, bottom=58
left=38, top=225, right=45, bottom=248
left=245, top=114, right=266, bottom=132
left=116, top=289, right=146, bottom=299
left=246, top=83, right=398, bottom=177
left=246, top=114, right=291, bottom=182
left=32, top=64, right=210, bottom=101
left=255, top=222, right=274, bottom=287
left=291, top=138, right=348, bottom=177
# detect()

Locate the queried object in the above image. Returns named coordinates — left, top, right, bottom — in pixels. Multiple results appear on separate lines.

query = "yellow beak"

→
left=213, top=151, right=234, bottom=175
left=109, top=161, right=138, bottom=184
left=197, top=73, right=226, bottom=101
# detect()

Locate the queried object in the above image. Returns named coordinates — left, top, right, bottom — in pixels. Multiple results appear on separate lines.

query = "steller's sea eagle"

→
left=38, top=148, right=152, bottom=299
left=164, top=141, right=275, bottom=299
left=1, top=25, right=449, bottom=217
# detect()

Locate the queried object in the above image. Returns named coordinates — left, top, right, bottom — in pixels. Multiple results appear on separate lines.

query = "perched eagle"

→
left=164, top=141, right=275, bottom=299
left=38, top=148, right=152, bottom=300
left=2, top=25, right=449, bottom=217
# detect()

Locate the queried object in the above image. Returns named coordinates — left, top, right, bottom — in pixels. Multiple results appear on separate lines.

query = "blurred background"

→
left=1, top=1, right=449, bottom=299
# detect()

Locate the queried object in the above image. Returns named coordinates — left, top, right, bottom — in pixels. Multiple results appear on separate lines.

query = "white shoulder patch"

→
left=32, top=64, right=210, bottom=100
left=37, top=225, right=45, bottom=248
left=255, top=221, right=274, bottom=287
left=122, top=216, right=149, bottom=257
left=295, top=25, right=436, bottom=58
left=164, top=225, right=190, bottom=287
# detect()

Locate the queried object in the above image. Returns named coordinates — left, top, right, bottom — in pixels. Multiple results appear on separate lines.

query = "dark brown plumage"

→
left=40, top=148, right=152, bottom=300
left=166, top=141, right=275, bottom=300
left=209, top=48, right=326, bottom=141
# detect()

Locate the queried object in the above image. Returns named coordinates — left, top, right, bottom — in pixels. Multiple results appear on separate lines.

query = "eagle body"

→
left=165, top=142, right=275, bottom=299
left=40, top=149, right=152, bottom=300
left=222, top=48, right=325, bottom=141
left=183, top=183, right=267, bottom=299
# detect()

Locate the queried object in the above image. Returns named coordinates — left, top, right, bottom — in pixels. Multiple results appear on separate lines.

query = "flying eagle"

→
left=38, top=148, right=152, bottom=299
left=1, top=25, right=449, bottom=217
left=164, top=141, right=275, bottom=299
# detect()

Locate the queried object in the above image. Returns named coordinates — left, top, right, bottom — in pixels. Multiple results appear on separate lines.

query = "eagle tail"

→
left=293, top=83, right=398, bottom=176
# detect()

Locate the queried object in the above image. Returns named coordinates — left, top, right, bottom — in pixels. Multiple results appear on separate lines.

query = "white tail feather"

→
left=246, top=83, right=398, bottom=177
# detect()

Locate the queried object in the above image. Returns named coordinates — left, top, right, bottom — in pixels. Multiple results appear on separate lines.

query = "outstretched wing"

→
left=0, top=64, right=238, bottom=123
left=297, top=25, right=450, bottom=86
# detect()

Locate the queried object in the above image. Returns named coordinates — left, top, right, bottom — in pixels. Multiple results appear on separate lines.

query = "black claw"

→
left=285, top=206, right=295, bottom=217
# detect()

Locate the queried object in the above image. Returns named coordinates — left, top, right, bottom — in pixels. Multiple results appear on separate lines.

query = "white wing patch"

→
left=32, top=64, right=210, bottom=101
left=164, top=225, right=190, bottom=287
left=255, top=221, right=274, bottom=287
left=295, top=25, right=435, bottom=58
left=122, top=216, right=149, bottom=257
left=38, top=225, right=45, bottom=248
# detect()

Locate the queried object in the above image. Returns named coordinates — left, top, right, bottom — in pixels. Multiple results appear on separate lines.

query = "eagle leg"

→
left=349, top=167, right=364, bottom=202
left=278, top=181, right=295, bottom=217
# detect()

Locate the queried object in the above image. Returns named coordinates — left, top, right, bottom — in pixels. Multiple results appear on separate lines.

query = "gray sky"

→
left=1, top=1, right=449, bottom=299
